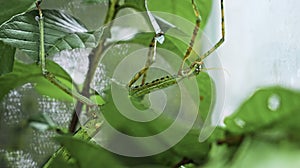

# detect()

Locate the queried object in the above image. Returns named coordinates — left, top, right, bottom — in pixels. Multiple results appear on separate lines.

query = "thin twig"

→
left=69, top=0, right=120, bottom=133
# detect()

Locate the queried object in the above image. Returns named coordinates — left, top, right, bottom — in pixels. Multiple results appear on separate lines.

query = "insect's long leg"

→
left=190, top=0, right=225, bottom=72
left=36, top=0, right=46, bottom=74
left=36, top=0, right=97, bottom=107
left=197, top=0, right=225, bottom=62
left=178, top=0, right=201, bottom=76
left=129, top=0, right=225, bottom=98
left=141, top=35, right=157, bottom=85
left=127, top=0, right=166, bottom=87
left=128, top=32, right=164, bottom=87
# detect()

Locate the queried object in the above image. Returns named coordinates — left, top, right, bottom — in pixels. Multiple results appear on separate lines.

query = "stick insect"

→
left=128, top=0, right=225, bottom=97
left=35, top=0, right=97, bottom=107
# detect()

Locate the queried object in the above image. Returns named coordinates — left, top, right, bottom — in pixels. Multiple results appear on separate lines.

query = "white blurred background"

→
left=206, top=0, right=300, bottom=118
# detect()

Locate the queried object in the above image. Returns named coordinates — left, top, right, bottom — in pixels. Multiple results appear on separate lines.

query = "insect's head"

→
left=191, top=61, right=203, bottom=75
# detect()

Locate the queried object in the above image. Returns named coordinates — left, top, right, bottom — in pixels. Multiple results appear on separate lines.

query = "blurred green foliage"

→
left=1, top=0, right=300, bottom=168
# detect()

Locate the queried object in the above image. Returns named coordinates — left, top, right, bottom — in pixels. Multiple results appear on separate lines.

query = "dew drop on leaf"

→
left=267, top=94, right=281, bottom=111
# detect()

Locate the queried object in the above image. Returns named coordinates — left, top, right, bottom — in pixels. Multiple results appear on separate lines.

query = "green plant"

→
left=1, top=0, right=300, bottom=168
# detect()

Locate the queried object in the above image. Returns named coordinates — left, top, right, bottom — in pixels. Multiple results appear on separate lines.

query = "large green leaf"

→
left=99, top=84, right=211, bottom=166
left=203, top=87, right=300, bottom=168
left=224, top=87, right=300, bottom=134
left=0, top=41, right=15, bottom=75
left=0, top=60, right=74, bottom=102
left=168, top=129, right=211, bottom=165
left=0, top=10, right=102, bottom=60
left=0, top=0, right=35, bottom=25
left=101, top=88, right=175, bottom=137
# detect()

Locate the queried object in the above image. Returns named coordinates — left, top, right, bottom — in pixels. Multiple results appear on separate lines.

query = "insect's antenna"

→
left=109, top=77, right=127, bottom=88
left=202, top=67, right=230, bottom=76
left=198, top=0, right=225, bottom=62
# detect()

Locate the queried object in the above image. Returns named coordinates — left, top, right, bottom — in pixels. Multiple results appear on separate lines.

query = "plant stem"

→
left=69, top=0, right=120, bottom=133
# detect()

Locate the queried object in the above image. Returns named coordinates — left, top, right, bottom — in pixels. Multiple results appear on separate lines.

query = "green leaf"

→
left=0, top=0, right=35, bottom=25
left=228, top=139, right=300, bottom=168
left=0, top=10, right=103, bottom=60
left=90, top=94, right=106, bottom=106
left=100, top=86, right=211, bottom=166
left=171, top=129, right=210, bottom=164
left=197, top=72, right=214, bottom=121
left=101, top=88, right=174, bottom=137
left=123, top=0, right=146, bottom=11
left=148, top=0, right=212, bottom=30
left=204, top=138, right=300, bottom=168
left=224, top=87, right=300, bottom=134
left=0, top=60, right=74, bottom=102
left=0, top=41, right=15, bottom=75
left=117, top=32, right=189, bottom=59
left=123, top=0, right=212, bottom=30
left=54, top=136, right=123, bottom=168
left=203, top=87, right=300, bottom=168
left=34, top=75, right=74, bottom=102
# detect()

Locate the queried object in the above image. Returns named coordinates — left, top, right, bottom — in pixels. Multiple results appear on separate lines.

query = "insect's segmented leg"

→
left=141, top=34, right=157, bottom=85
left=128, top=32, right=164, bottom=87
left=178, top=0, right=202, bottom=76
left=43, top=72, right=97, bottom=106
left=36, top=0, right=97, bottom=107
left=129, top=0, right=225, bottom=98
left=36, top=0, right=46, bottom=74
left=185, top=0, right=225, bottom=76
left=196, top=0, right=225, bottom=62
left=128, top=66, right=149, bottom=88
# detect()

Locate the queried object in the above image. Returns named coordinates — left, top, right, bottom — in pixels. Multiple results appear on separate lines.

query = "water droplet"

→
left=35, top=16, right=40, bottom=22
left=156, top=35, right=165, bottom=44
left=234, top=118, right=246, bottom=128
left=268, top=94, right=281, bottom=111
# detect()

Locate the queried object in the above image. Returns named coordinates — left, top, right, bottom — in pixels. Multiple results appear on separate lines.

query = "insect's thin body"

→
left=129, top=63, right=203, bottom=97
left=129, top=75, right=178, bottom=97
left=128, top=0, right=225, bottom=97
